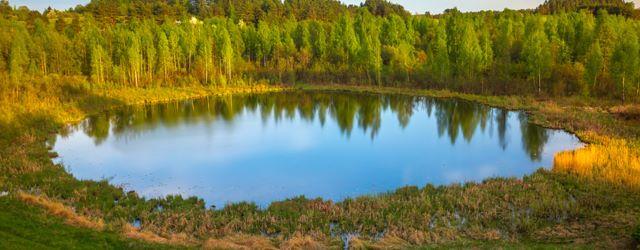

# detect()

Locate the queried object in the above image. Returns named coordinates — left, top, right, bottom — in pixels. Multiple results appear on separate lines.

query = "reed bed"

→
left=554, top=136, right=640, bottom=189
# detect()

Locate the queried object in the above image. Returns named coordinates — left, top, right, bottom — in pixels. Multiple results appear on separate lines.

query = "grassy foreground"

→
left=1, top=79, right=639, bottom=248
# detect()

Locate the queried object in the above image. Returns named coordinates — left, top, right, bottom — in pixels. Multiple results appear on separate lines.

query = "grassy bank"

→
left=1, top=80, right=639, bottom=248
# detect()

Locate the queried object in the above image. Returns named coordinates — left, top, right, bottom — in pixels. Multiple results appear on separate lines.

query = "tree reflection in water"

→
left=71, top=91, right=550, bottom=161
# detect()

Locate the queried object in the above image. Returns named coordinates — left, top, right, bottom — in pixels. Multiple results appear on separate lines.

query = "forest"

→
left=1, top=0, right=640, bottom=102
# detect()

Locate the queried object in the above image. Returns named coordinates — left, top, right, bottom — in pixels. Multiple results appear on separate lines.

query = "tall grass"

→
left=17, top=192, right=105, bottom=230
left=554, top=135, right=640, bottom=189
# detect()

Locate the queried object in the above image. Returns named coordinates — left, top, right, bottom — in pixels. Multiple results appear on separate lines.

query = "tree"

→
left=328, top=15, right=359, bottom=68
left=610, top=27, right=639, bottom=102
left=355, top=10, right=382, bottom=85
left=381, top=14, right=406, bottom=46
left=363, top=0, right=410, bottom=17
left=127, top=32, right=142, bottom=87
left=8, top=25, right=29, bottom=83
left=308, top=21, right=326, bottom=63
left=523, top=19, right=552, bottom=94
left=140, top=25, right=157, bottom=82
left=90, top=43, right=108, bottom=85
left=584, top=41, right=603, bottom=96
left=32, top=19, right=50, bottom=76
left=427, top=22, right=450, bottom=85
left=257, top=21, right=276, bottom=66
left=493, top=16, right=516, bottom=90
left=196, top=31, right=213, bottom=84
left=216, top=26, right=233, bottom=84
left=456, top=21, right=483, bottom=81
left=156, top=29, right=171, bottom=80
left=390, top=42, right=414, bottom=83
left=478, top=26, right=494, bottom=93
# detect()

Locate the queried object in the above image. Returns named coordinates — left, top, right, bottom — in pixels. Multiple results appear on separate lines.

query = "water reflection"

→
left=67, top=92, right=549, bottom=158
left=54, top=91, right=582, bottom=207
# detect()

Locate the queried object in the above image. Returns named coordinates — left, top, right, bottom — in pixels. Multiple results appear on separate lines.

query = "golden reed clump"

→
left=17, top=192, right=105, bottom=230
left=553, top=137, right=640, bottom=189
left=203, top=234, right=277, bottom=250
left=122, top=224, right=197, bottom=246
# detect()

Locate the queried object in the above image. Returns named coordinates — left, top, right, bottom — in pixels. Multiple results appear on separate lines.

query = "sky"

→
left=8, top=0, right=640, bottom=14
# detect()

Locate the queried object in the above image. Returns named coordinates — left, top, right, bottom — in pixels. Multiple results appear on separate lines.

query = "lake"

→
left=53, top=91, right=583, bottom=208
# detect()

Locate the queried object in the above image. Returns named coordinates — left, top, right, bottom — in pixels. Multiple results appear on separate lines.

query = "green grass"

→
left=0, top=196, right=176, bottom=249
left=1, top=80, right=639, bottom=248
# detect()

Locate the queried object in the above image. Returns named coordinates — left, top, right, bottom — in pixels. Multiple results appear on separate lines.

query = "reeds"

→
left=122, top=223, right=196, bottom=246
left=17, top=191, right=104, bottom=230
left=203, top=234, right=277, bottom=250
left=554, top=136, right=640, bottom=189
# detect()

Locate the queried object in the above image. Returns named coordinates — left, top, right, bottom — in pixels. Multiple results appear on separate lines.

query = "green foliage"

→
left=584, top=41, right=603, bottom=96
left=523, top=17, right=553, bottom=94
left=538, top=0, right=636, bottom=16
left=610, top=26, right=639, bottom=102
left=362, top=0, right=410, bottom=17
left=0, top=2, right=640, bottom=99
left=0, top=196, right=170, bottom=249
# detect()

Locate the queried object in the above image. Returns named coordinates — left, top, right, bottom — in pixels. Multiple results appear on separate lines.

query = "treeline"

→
left=73, top=0, right=409, bottom=23
left=537, top=0, right=639, bottom=17
left=1, top=1, right=640, bottom=101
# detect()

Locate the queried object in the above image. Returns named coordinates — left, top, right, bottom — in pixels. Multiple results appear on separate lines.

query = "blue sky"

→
left=8, top=0, right=640, bottom=14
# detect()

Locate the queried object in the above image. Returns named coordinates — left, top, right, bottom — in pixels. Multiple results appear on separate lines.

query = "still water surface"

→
left=54, top=91, right=583, bottom=208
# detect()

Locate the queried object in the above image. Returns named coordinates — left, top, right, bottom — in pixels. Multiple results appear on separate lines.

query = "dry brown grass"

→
left=203, top=234, right=277, bottom=250
left=280, top=233, right=326, bottom=250
left=464, top=225, right=502, bottom=241
left=123, top=224, right=169, bottom=244
left=532, top=212, right=637, bottom=248
left=122, top=224, right=197, bottom=246
left=17, top=191, right=104, bottom=230
left=610, top=105, right=640, bottom=121
left=352, top=235, right=410, bottom=249
left=553, top=135, right=640, bottom=188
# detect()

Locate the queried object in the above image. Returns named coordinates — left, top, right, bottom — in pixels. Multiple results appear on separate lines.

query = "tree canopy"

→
left=1, top=0, right=640, bottom=101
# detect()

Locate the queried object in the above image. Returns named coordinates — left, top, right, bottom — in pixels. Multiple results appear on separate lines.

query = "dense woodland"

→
left=1, top=0, right=640, bottom=101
